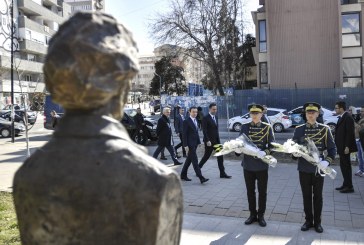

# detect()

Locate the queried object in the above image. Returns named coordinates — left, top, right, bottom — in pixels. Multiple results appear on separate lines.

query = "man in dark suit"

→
left=180, top=106, right=209, bottom=184
left=261, top=105, right=271, bottom=125
left=134, top=108, right=146, bottom=144
left=153, top=107, right=182, bottom=165
left=334, top=101, right=357, bottom=193
left=198, top=103, right=231, bottom=178
left=174, top=107, right=186, bottom=158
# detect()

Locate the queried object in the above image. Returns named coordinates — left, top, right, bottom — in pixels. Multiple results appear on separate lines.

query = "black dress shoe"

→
left=160, top=156, right=167, bottom=160
left=181, top=176, right=192, bottom=181
left=340, top=187, right=354, bottom=193
left=199, top=177, right=209, bottom=184
left=174, top=161, right=183, bottom=165
left=314, top=224, right=323, bottom=233
left=258, top=216, right=266, bottom=227
left=301, top=221, right=313, bottom=231
left=220, top=173, right=232, bottom=179
left=335, top=186, right=345, bottom=191
left=244, top=215, right=257, bottom=225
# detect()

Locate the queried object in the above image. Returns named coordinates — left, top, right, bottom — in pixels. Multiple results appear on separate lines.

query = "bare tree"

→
left=149, top=0, right=248, bottom=95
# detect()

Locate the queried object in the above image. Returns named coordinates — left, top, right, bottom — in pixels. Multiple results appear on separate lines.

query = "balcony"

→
left=0, top=55, right=43, bottom=74
left=19, top=39, right=48, bottom=55
left=18, top=16, right=56, bottom=36
left=18, top=0, right=65, bottom=24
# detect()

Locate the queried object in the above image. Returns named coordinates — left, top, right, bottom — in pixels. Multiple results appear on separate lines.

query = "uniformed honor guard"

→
left=238, top=104, right=275, bottom=227
left=292, top=102, right=336, bottom=233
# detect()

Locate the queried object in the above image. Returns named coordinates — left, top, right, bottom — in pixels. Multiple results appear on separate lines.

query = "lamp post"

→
left=10, top=0, right=15, bottom=143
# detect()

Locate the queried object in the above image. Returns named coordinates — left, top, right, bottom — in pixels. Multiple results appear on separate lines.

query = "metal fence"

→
left=164, top=88, right=364, bottom=119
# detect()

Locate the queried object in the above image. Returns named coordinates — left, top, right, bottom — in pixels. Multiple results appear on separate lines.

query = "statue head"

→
left=44, top=12, right=139, bottom=119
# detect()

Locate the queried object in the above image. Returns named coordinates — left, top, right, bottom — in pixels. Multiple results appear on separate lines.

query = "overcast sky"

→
left=105, top=0, right=260, bottom=55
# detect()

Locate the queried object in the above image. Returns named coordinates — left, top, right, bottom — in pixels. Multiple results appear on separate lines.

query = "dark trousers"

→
left=299, top=171, right=324, bottom=225
left=174, top=134, right=186, bottom=155
left=244, top=169, right=268, bottom=217
left=339, top=154, right=353, bottom=188
left=136, top=128, right=146, bottom=144
left=153, top=145, right=178, bottom=164
left=181, top=146, right=202, bottom=178
left=198, top=143, right=225, bottom=175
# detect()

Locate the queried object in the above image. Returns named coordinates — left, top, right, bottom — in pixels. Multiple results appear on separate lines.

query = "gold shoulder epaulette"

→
left=296, top=124, right=305, bottom=128
left=261, top=122, right=270, bottom=126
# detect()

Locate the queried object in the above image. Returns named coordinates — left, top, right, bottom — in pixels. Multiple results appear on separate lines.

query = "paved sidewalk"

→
left=2, top=134, right=364, bottom=244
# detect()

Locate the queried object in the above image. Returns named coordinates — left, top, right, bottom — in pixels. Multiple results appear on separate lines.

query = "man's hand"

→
left=206, top=141, right=212, bottom=147
left=257, top=150, right=267, bottom=159
left=234, top=148, right=244, bottom=154
left=292, top=152, right=302, bottom=158
left=139, top=130, right=143, bottom=133
left=344, top=147, right=350, bottom=154
left=184, top=146, right=189, bottom=155
left=319, top=160, right=329, bottom=169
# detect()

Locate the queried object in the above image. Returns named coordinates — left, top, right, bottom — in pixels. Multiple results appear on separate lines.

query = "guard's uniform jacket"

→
left=239, top=121, right=275, bottom=171
left=293, top=122, right=336, bottom=173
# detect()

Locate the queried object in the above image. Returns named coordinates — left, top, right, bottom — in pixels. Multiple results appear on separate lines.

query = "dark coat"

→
left=182, top=117, right=201, bottom=148
left=201, top=114, right=220, bottom=145
left=156, top=115, right=173, bottom=147
left=174, top=114, right=184, bottom=134
left=133, top=113, right=145, bottom=130
left=335, top=112, right=357, bottom=155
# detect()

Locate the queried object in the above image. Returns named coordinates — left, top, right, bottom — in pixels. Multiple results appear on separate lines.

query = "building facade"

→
left=252, top=0, right=364, bottom=89
left=0, top=0, right=72, bottom=107
left=63, top=0, right=104, bottom=12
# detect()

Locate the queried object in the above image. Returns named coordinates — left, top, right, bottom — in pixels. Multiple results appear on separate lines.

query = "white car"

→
left=228, top=108, right=292, bottom=133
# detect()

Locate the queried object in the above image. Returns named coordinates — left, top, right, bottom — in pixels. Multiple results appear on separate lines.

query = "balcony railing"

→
left=18, top=0, right=65, bottom=24
left=18, top=16, right=56, bottom=36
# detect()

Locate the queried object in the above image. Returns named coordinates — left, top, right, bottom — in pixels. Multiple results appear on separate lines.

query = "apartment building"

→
left=252, top=0, right=364, bottom=89
left=131, top=55, right=156, bottom=94
left=63, top=0, right=105, bottom=13
left=0, top=0, right=71, bottom=107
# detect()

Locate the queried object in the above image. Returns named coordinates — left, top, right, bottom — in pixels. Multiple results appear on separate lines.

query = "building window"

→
left=343, top=57, right=362, bottom=87
left=259, top=20, right=267, bottom=52
left=25, top=75, right=32, bottom=82
left=342, top=13, right=361, bottom=47
left=341, top=0, right=358, bottom=4
left=259, top=62, right=268, bottom=85
left=27, top=54, right=36, bottom=61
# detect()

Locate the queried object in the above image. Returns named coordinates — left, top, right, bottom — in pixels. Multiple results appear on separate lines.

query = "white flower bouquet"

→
left=272, top=139, right=337, bottom=179
left=214, top=134, right=277, bottom=167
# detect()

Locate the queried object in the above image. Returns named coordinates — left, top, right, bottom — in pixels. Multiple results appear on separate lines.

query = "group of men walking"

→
left=151, top=103, right=231, bottom=184
left=146, top=100, right=362, bottom=234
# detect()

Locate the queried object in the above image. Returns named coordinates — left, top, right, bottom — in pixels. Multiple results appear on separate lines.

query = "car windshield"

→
left=124, top=109, right=137, bottom=117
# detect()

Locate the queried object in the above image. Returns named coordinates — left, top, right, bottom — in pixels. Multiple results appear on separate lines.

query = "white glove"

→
left=139, top=130, right=143, bottom=133
left=234, top=148, right=244, bottom=154
left=319, top=160, right=329, bottom=169
left=292, top=152, right=302, bottom=158
left=257, top=150, right=267, bottom=158
left=206, top=141, right=212, bottom=147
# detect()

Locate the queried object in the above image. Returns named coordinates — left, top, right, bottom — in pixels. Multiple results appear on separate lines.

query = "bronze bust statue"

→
left=13, top=12, right=183, bottom=245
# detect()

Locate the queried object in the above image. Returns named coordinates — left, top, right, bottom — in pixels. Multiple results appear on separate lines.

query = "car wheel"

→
left=327, top=123, right=336, bottom=134
left=133, top=133, right=148, bottom=145
left=0, top=128, right=11, bottom=138
left=233, top=123, right=242, bottom=132
left=273, top=123, right=284, bottom=133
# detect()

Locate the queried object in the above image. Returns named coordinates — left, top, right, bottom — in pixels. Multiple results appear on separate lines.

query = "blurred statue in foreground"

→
left=13, top=12, right=183, bottom=245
